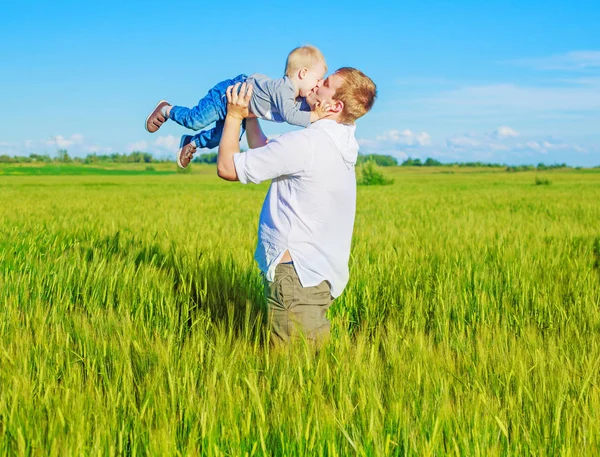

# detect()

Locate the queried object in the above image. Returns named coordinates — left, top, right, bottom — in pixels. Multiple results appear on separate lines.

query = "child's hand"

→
left=314, top=101, right=332, bottom=118
left=226, top=82, right=253, bottom=120
left=310, top=101, right=332, bottom=123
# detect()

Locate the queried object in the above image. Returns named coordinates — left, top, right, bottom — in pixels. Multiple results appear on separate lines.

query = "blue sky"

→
left=1, top=0, right=599, bottom=166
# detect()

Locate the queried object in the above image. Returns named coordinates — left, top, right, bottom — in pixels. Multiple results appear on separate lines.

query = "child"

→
left=145, top=45, right=329, bottom=168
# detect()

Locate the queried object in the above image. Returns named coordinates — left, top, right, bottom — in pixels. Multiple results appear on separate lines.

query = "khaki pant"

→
left=264, top=263, right=333, bottom=346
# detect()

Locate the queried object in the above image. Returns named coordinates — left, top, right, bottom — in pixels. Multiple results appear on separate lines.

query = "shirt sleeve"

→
left=271, top=84, right=311, bottom=128
left=233, top=130, right=314, bottom=184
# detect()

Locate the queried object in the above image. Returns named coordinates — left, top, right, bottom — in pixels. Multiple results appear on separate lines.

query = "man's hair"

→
left=285, top=45, right=327, bottom=77
left=333, top=67, right=377, bottom=124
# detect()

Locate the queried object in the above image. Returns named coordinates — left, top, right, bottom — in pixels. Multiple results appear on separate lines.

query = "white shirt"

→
left=233, top=119, right=359, bottom=298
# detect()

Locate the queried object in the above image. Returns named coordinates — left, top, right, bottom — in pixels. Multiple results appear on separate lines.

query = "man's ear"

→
left=330, top=100, right=344, bottom=114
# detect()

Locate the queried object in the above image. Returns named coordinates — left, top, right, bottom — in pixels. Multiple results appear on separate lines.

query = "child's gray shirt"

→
left=246, top=74, right=311, bottom=128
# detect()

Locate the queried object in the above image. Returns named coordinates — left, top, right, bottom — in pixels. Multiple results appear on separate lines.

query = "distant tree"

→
left=506, top=165, right=535, bottom=172
left=29, top=153, right=51, bottom=163
left=84, top=154, right=98, bottom=164
left=424, top=157, right=442, bottom=166
left=401, top=157, right=423, bottom=166
left=80, top=151, right=157, bottom=163
left=0, top=155, right=16, bottom=163
left=193, top=152, right=218, bottom=164
left=56, top=149, right=71, bottom=163
left=356, top=154, right=398, bottom=167
left=128, top=151, right=153, bottom=163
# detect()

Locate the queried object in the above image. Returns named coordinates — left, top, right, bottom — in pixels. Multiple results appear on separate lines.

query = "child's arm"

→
left=272, top=90, right=312, bottom=127
left=270, top=81, right=331, bottom=126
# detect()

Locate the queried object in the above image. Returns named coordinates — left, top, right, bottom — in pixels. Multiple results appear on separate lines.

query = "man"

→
left=217, top=67, right=377, bottom=345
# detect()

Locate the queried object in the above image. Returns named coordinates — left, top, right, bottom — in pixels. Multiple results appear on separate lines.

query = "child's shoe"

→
left=145, top=100, right=170, bottom=133
left=177, top=135, right=197, bottom=169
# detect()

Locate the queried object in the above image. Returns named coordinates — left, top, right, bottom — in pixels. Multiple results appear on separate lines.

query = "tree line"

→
left=0, top=150, right=587, bottom=170
left=356, top=154, right=574, bottom=170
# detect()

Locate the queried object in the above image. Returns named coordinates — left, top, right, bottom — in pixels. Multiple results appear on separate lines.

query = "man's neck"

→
left=324, top=112, right=344, bottom=124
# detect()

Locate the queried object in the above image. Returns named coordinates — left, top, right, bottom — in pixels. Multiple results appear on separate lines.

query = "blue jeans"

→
left=169, top=74, right=248, bottom=149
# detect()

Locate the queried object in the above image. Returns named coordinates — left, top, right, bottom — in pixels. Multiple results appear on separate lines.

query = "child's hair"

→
left=284, top=45, right=327, bottom=77
left=332, top=67, right=377, bottom=124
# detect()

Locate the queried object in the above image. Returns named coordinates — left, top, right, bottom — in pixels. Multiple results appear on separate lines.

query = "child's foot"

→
left=145, top=100, right=171, bottom=133
left=177, top=135, right=197, bottom=169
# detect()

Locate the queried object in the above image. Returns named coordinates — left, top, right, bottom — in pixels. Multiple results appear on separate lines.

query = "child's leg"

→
left=169, top=96, right=220, bottom=131
left=190, top=118, right=247, bottom=150
left=177, top=116, right=246, bottom=169
left=188, top=120, right=223, bottom=149
left=170, top=74, right=248, bottom=131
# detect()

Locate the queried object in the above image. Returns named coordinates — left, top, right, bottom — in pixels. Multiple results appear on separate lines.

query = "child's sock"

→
left=161, top=105, right=170, bottom=118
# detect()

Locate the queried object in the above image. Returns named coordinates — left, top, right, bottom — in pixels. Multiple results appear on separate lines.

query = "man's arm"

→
left=218, top=82, right=313, bottom=185
left=234, top=130, right=313, bottom=184
left=217, top=83, right=253, bottom=181
left=245, top=118, right=268, bottom=149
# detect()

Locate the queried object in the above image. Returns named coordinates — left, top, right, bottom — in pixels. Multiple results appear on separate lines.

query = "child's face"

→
left=298, top=61, right=327, bottom=97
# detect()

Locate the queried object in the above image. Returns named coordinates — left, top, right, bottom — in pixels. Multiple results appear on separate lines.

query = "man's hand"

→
left=226, top=82, right=253, bottom=120
left=310, top=101, right=332, bottom=123
left=218, top=82, right=253, bottom=181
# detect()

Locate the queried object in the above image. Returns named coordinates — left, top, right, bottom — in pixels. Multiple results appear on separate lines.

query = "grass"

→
left=535, top=176, right=552, bottom=186
left=1, top=166, right=599, bottom=455
left=0, top=163, right=175, bottom=176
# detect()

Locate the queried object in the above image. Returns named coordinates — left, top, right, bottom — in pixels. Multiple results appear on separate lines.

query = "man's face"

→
left=305, top=73, right=344, bottom=109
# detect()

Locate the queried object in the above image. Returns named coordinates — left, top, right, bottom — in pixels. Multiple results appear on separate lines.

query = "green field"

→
left=1, top=164, right=599, bottom=456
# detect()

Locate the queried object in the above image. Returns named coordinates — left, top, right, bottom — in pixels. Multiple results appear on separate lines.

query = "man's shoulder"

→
left=272, top=127, right=313, bottom=144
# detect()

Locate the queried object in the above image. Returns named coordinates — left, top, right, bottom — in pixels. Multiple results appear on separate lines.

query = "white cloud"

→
left=359, top=125, right=593, bottom=165
left=416, top=132, right=432, bottom=146
left=516, top=139, right=588, bottom=154
left=525, top=141, right=543, bottom=152
left=446, top=135, right=480, bottom=149
left=84, top=145, right=113, bottom=154
left=0, top=141, right=15, bottom=156
left=559, top=77, right=600, bottom=86
left=155, top=135, right=179, bottom=151
left=128, top=141, right=148, bottom=152
left=19, top=134, right=87, bottom=154
left=393, top=151, right=410, bottom=160
left=357, top=128, right=433, bottom=160
left=420, top=82, right=600, bottom=114
left=511, top=50, right=600, bottom=71
left=448, top=132, right=589, bottom=156
left=495, top=126, right=519, bottom=139
left=46, top=134, right=84, bottom=149
left=387, top=53, right=600, bottom=141
left=396, top=77, right=454, bottom=86
left=8, top=134, right=117, bottom=157
left=375, top=129, right=432, bottom=146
